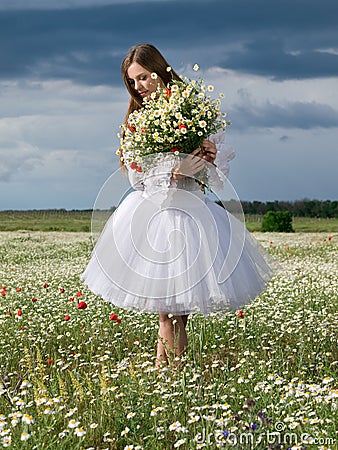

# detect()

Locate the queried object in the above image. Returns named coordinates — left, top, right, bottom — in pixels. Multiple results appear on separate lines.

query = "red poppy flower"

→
left=64, top=314, right=71, bottom=321
left=32, top=297, right=37, bottom=302
left=43, top=283, right=49, bottom=288
left=128, top=125, right=136, bottom=132
left=59, top=288, right=65, bottom=293
left=75, top=291, right=82, bottom=297
left=170, top=147, right=179, bottom=153
left=109, top=313, right=121, bottom=323
left=165, top=88, right=171, bottom=98
left=237, top=310, right=244, bottom=319
left=130, top=161, right=142, bottom=172
left=46, top=359, right=53, bottom=364
left=16, top=287, right=22, bottom=292
left=6, top=311, right=11, bottom=316
left=1, top=291, right=5, bottom=297
left=179, top=123, right=187, bottom=129
left=69, top=297, right=74, bottom=302
left=77, top=301, right=87, bottom=310
left=17, top=309, right=23, bottom=316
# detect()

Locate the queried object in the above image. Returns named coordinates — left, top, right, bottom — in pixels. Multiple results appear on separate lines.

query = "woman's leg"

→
left=156, top=313, right=188, bottom=367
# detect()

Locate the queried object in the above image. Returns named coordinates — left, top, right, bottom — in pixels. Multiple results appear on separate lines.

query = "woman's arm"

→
left=171, top=148, right=205, bottom=181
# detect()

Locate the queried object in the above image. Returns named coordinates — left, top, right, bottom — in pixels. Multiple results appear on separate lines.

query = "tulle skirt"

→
left=80, top=187, right=276, bottom=315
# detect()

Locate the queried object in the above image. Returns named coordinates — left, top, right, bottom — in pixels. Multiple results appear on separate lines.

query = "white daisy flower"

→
left=2, top=436, right=11, bottom=447
left=68, top=419, right=80, bottom=429
left=65, top=407, right=78, bottom=418
left=74, top=427, right=86, bottom=437
left=20, top=432, right=31, bottom=441
left=121, top=426, right=130, bottom=436
left=169, top=421, right=182, bottom=431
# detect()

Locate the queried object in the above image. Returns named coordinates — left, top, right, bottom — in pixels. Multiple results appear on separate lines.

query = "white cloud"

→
left=0, top=80, right=126, bottom=209
left=0, top=140, right=42, bottom=182
left=316, top=48, right=338, bottom=56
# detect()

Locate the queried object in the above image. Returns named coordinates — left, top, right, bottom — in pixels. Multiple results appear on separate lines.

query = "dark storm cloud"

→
left=224, top=38, right=338, bottom=80
left=279, top=135, right=289, bottom=142
left=231, top=100, right=338, bottom=130
left=0, top=0, right=338, bottom=86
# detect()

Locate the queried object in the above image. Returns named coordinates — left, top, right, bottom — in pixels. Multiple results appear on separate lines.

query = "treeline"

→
left=240, top=199, right=338, bottom=218
left=2, top=200, right=337, bottom=219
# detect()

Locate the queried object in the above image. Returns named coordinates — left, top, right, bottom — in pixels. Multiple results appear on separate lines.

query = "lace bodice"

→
left=126, top=130, right=235, bottom=194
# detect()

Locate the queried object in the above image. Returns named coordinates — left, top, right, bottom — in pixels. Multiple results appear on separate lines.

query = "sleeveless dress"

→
left=80, top=131, right=276, bottom=316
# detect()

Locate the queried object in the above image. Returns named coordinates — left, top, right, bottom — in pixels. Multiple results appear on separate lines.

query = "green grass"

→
left=1, top=210, right=337, bottom=233
left=0, top=231, right=337, bottom=449
left=245, top=214, right=338, bottom=233
left=0, top=210, right=92, bottom=232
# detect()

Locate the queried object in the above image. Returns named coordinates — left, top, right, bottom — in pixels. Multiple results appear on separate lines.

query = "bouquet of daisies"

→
left=118, top=68, right=230, bottom=171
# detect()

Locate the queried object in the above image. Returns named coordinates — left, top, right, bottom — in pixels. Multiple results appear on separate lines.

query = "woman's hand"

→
left=171, top=148, right=205, bottom=180
left=200, top=140, right=217, bottom=164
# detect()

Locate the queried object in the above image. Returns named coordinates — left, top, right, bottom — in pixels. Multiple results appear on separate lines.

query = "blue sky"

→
left=0, top=0, right=337, bottom=210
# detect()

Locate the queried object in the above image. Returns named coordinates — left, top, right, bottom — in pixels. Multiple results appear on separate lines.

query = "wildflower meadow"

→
left=0, top=231, right=337, bottom=449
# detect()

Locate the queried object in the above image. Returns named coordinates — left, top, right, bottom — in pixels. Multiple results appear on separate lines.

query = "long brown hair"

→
left=119, top=43, right=181, bottom=168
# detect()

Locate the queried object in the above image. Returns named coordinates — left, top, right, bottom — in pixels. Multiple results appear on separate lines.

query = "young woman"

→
left=81, top=43, right=276, bottom=367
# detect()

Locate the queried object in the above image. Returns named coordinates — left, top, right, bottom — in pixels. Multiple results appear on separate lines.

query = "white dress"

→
left=80, top=131, right=276, bottom=316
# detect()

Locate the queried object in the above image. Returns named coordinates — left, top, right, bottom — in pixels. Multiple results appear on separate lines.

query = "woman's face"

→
left=127, top=62, right=159, bottom=100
